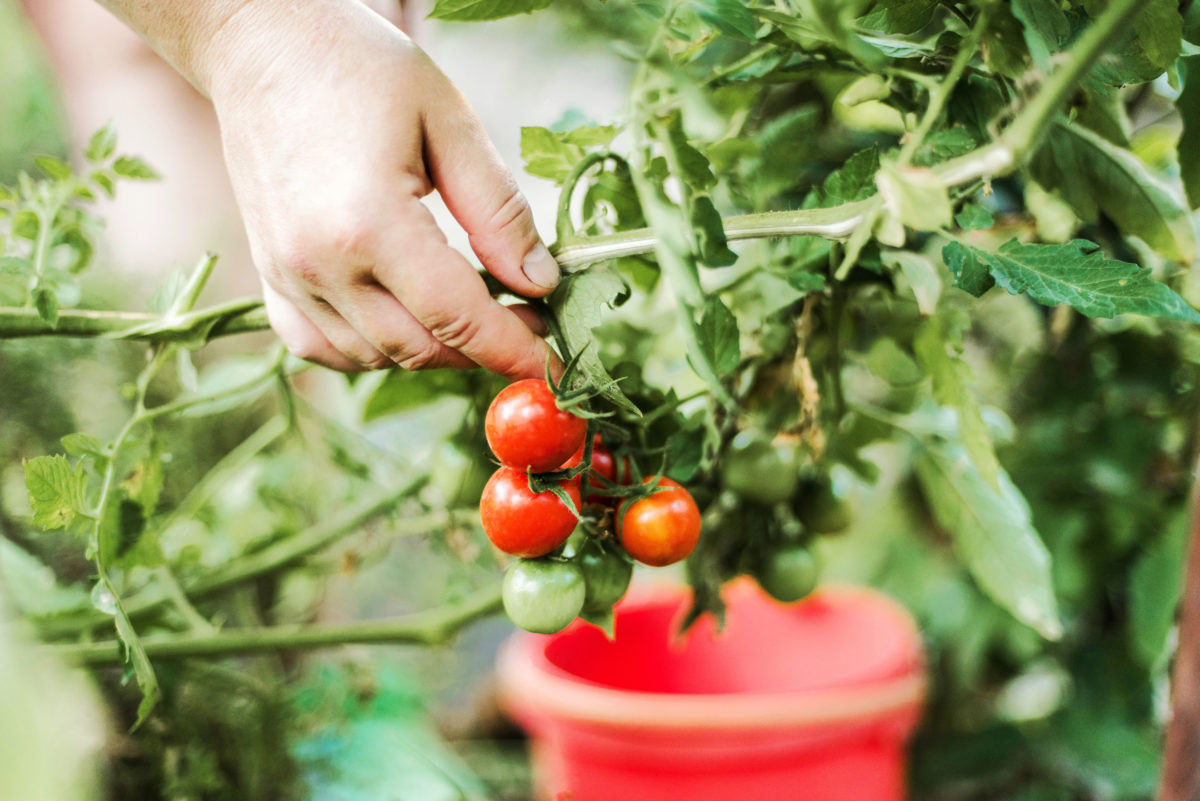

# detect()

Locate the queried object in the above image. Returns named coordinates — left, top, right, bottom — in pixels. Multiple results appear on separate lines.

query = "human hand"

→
left=200, top=1, right=561, bottom=378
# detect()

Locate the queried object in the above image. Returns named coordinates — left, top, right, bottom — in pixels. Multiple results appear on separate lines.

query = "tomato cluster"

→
left=479, top=379, right=703, bottom=633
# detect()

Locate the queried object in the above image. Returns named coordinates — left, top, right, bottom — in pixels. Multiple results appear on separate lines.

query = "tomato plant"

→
left=3, top=0, right=1200, bottom=797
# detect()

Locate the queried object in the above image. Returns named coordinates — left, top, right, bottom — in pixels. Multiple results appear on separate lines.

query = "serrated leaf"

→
left=24, top=455, right=88, bottom=531
left=693, top=0, right=759, bottom=41
left=35, top=156, right=72, bottom=181
left=942, top=239, right=1200, bottom=322
left=99, top=493, right=163, bottom=570
left=61, top=433, right=107, bottom=461
left=560, top=124, right=618, bottom=148
left=1012, top=0, right=1069, bottom=69
left=94, top=578, right=161, bottom=727
left=915, top=441, right=1061, bottom=639
left=876, top=159, right=952, bottom=231
left=665, top=115, right=717, bottom=192
left=547, top=268, right=639, bottom=415
left=520, top=126, right=584, bottom=183
left=913, top=316, right=1000, bottom=490
left=955, top=202, right=994, bottom=231
left=428, top=0, right=554, bottom=20
left=691, top=195, right=737, bottom=267
left=1128, top=516, right=1188, bottom=669
left=85, top=122, right=117, bottom=163
left=859, top=0, right=936, bottom=34
left=818, top=147, right=880, bottom=207
left=911, top=127, right=976, bottom=168
left=1030, top=121, right=1196, bottom=263
left=695, top=295, right=740, bottom=374
left=941, top=240, right=994, bottom=297
left=1133, top=0, right=1182, bottom=71
left=362, top=370, right=473, bottom=421
left=111, top=156, right=160, bottom=180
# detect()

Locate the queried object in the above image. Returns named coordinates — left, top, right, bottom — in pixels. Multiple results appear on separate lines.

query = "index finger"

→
left=374, top=200, right=563, bottom=381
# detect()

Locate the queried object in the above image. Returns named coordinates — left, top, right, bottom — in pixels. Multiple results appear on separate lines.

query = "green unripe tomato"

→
left=577, top=539, right=633, bottom=615
left=721, top=431, right=800, bottom=506
left=756, top=545, right=820, bottom=603
left=797, top=477, right=853, bottom=534
left=502, top=557, right=586, bottom=634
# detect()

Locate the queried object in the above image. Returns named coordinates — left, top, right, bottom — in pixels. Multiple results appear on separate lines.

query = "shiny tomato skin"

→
left=563, top=435, right=630, bottom=504
left=485, top=379, right=587, bottom=472
left=502, top=558, right=586, bottom=634
left=617, top=478, right=702, bottom=567
left=480, top=467, right=581, bottom=558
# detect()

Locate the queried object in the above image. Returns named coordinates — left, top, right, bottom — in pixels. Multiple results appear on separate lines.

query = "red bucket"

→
left=497, top=578, right=925, bottom=801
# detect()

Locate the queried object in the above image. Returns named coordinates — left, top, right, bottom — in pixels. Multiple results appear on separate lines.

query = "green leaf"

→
left=1178, top=57, right=1200, bottom=209
left=85, top=122, right=117, bottom=163
left=24, top=455, right=88, bottom=531
left=520, top=126, right=584, bottom=183
left=954, top=202, right=994, bottom=231
left=90, top=171, right=115, bottom=197
left=693, top=0, right=758, bottom=41
left=1133, top=0, right=1182, bottom=71
left=0, top=256, right=30, bottom=275
left=876, top=159, right=952, bottom=231
left=427, top=0, right=554, bottom=20
left=785, top=268, right=827, bottom=293
left=858, top=0, right=937, bottom=35
left=941, top=240, right=994, bottom=297
left=120, top=436, right=164, bottom=517
left=35, top=156, right=72, bottom=181
left=915, top=441, right=1061, bottom=639
left=1011, top=0, right=1069, bottom=69
left=911, top=127, right=976, bottom=168
left=818, top=147, right=880, bottom=206
left=111, top=156, right=160, bottom=180
left=884, top=250, right=941, bottom=315
left=362, top=370, right=473, bottom=422
left=862, top=337, right=923, bottom=386
left=942, top=239, right=1200, bottom=322
left=1030, top=121, right=1196, bottom=263
left=691, top=196, right=737, bottom=267
left=32, top=287, right=59, bottom=326
left=0, top=539, right=91, bottom=617
left=1128, top=515, right=1188, bottom=669
left=560, top=124, right=618, bottom=148
left=694, top=295, right=740, bottom=374
left=92, top=579, right=161, bottom=727
left=13, top=209, right=39, bottom=240
left=61, top=433, right=107, bottom=462
left=913, top=316, right=1000, bottom=491
left=665, top=115, right=717, bottom=192
left=99, top=494, right=163, bottom=570
left=547, top=267, right=639, bottom=415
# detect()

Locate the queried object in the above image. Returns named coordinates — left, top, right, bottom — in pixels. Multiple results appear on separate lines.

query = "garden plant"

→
left=3, top=0, right=1200, bottom=797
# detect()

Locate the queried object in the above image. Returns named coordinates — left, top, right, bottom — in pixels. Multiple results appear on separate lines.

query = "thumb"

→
left=422, top=93, right=561, bottom=298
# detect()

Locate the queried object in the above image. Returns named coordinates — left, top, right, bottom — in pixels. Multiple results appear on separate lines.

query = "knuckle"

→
left=425, top=309, right=484, bottom=352
left=316, top=211, right=377, bottom=261
left=394, top=340, right=446, bottom=371
left=484, top=183, right=532, bottom=239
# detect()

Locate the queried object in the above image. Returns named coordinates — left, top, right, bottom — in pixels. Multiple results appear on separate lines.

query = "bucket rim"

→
left=497, top=583, right=927, bottom=732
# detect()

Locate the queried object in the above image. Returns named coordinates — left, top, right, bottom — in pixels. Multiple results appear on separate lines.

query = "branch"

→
left=45, top=585, right=503, bottom=664
left=0, top=303, right=269, bottom=340
left=34, top=490, right=464, bottom=638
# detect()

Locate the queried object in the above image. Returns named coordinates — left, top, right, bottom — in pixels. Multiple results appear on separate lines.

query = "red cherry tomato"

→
left=562, top=434, right=631, bottom=504
left=485, top=379, right=586, bottom=473
left=480, top=467, right=581, bottom=558
left=617, top=478, right=701, bottom=567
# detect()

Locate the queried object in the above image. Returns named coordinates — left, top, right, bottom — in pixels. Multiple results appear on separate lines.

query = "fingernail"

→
left=522, top=243, right=561, bottom=289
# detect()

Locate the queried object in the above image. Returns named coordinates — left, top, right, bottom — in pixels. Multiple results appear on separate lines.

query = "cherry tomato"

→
left=756, top=545, right=820, bottom=603
left=796, top=476, right=853, bottom=534
left=562, top=434, right=631, bottom=504
left=503, top=557, right=586, bottom=634
left=480, top=467, right=581, bottom=558
left=485, top=379, right=586, bottom=472
left=577, top=538, right=633, bottom=614
left=617, top=478, right=701, bottom=567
